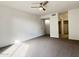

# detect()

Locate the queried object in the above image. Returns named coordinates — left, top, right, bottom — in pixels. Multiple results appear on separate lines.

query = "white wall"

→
left=50, top=13, right=59, bottom=38
left=41, top=13, right=59, bottom=38
left=0, top=5, right=44, bottom=47
left=68, top=8, right=79, bottom=40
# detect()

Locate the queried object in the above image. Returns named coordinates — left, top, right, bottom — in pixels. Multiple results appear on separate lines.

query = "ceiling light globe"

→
left=39, top=7, right=43, bottom=10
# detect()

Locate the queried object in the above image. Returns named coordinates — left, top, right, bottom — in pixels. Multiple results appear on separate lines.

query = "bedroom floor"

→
left=0, top=36, right=79, bottom=57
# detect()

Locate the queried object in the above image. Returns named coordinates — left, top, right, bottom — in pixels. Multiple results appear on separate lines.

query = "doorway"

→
left=44, top=19, right=50, bottom=36
left=58, top=11, right=69, bottom=39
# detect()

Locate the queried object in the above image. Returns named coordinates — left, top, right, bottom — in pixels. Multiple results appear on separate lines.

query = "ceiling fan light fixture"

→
left=39, top=7, right=43, bottom=11
left=31, top=1, right=48, bottom=12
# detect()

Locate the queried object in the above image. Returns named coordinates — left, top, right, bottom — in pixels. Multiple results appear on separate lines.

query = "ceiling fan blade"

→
left=43, top=1, right=48, bottom=6
left=43, top=8, right=46, bottom=11
left=31, top=7, right=40, bottom=8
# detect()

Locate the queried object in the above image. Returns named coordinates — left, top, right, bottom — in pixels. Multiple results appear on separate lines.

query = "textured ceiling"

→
left=0, top=1, right=79, bottom=16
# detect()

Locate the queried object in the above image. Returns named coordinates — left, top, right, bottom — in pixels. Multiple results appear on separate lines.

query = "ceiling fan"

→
left=31, top=1, right=48, bottom=11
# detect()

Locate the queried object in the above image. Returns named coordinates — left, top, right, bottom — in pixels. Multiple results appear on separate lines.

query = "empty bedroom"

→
left=0, top=0, right=79, bottom=57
